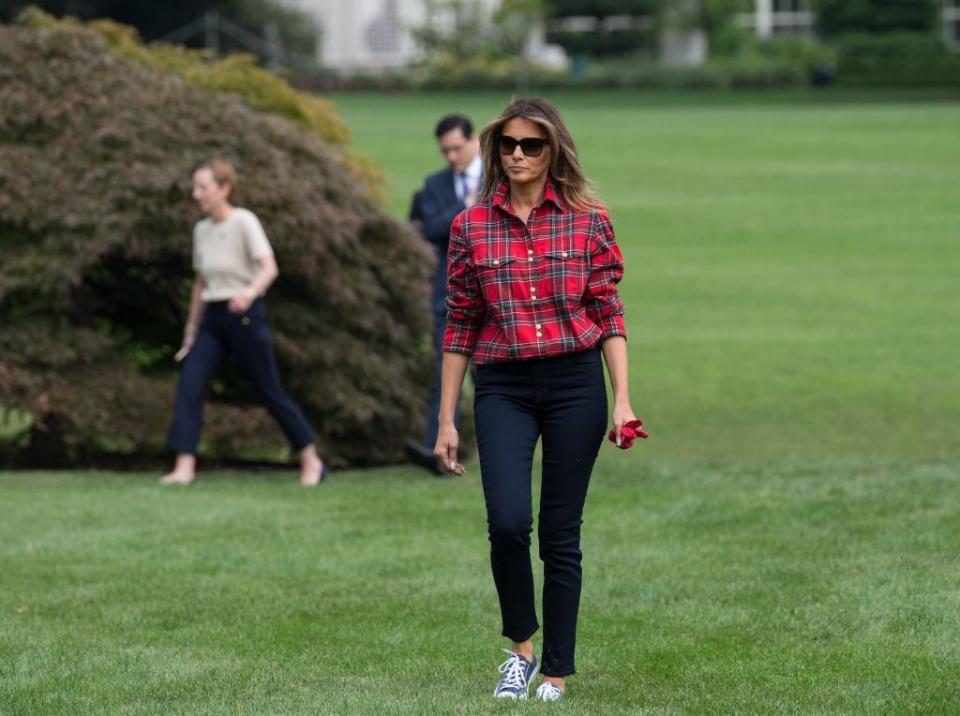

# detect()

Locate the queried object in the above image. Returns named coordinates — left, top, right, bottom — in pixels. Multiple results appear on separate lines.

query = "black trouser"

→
left=166, top=299, right=315, bottom=455
left=473, top=347, right=607, bottom=677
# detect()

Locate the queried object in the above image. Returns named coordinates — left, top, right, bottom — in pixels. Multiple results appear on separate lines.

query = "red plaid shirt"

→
left=443, top=178, right=626, bottom=364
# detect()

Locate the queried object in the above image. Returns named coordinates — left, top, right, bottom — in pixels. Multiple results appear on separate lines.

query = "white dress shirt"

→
left=456, top=154, right=483, bottom=203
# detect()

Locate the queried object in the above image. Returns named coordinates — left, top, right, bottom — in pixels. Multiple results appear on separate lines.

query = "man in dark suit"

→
left=406, top=114, right=482, bottom=475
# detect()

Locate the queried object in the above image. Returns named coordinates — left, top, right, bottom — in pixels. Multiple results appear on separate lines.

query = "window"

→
left=945, top=0, right=960, bottom=48
left=772, top=0, right=814, bottom=35
left=736, top=0, right=815, bottom=39
left=365, top=0, right=403, bottom=55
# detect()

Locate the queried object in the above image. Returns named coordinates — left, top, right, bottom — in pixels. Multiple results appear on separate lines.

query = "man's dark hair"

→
left=434, top=114, right=473, bottom=139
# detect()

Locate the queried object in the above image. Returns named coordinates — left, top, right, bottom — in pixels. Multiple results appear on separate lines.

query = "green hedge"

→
left=320, top=35, right=831, bottom=92
left=835, top=32, right=960, bottom=86
left=547, top=0, right=662, bottom=17
left=547, top=28, right=656, bottom=57
left=544, top=0, right=663, bottom=57
left=814, top=0, right=940, bottom=38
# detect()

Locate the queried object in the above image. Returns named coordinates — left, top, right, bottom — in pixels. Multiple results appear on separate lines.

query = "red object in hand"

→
left=608, top=419, right=649, bottom=449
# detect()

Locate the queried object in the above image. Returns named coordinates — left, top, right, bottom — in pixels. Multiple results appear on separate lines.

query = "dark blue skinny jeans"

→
left=473, top=347, right=607, bottom=677
left=166, top=299, right=315, bottom=455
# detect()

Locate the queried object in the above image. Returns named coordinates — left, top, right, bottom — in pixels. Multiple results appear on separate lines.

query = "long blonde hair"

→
left=479, top=97, right=600, bottom=212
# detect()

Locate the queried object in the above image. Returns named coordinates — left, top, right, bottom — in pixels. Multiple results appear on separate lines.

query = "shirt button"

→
left=241, top=317, right=250, bottom=326
left=536, top=332, right=543, bottom=338
left=530, top=286, right=536, bottom=292
left=561, top=251, right=568, bottom=258
left=493, top=259, right=500, bottom=266
left=535, top=323, right=542, bottom=329
left=527, top=249, right=534, bottom=255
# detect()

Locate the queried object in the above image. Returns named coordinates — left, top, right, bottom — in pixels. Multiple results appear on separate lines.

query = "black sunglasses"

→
left=497, top=135, right=549, bottom=157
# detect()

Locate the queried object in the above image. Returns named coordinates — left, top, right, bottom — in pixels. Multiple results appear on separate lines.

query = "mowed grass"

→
left=334, top=90, right=960, bottom=460
left=3, top=458, right=960, bottom=714
left=3, top=92, right=960, bottom=714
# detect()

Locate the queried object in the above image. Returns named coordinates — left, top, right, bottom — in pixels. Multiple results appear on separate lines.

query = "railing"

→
left=157, top=10, right=318, bottom=70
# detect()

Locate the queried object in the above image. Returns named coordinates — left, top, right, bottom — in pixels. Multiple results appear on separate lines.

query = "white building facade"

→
left=285, top=0, right=960, bottom=71
left=281, top=0, right=421, bottom=69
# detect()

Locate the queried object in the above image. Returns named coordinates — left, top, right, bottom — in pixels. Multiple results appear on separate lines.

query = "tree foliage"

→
left=548, top=0, right=660, bottom=14
left=661, top=0, right=745, bottom=38
left=413, top=0, right=546, bottom=64
left=0, top=19, right=436, bottom=467
left=813, top=0, right=940, bottom=38
left=17, top=8, right=350, bottom=149
left=0, top=0, right=321, bottom=63
left=545, top=0, right=663, bottom=58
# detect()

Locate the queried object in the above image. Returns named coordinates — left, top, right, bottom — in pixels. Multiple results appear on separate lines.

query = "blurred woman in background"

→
left=161, top=159, right=327, bottom=486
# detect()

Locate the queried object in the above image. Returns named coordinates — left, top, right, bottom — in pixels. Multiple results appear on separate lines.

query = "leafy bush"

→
left=17, top=8, right=353, bottom=150
left=723, top=35, right=838, bottom=87
left=837, top=32, right=960, bottom=86
left=545, top=0, right=662, bottom=57
left=810, top=1, right=958, bottom=87
left=408, top=50, right=566, bottom=90
left=543, top=40, right=833, bottom=90
left=833, top=32, right=960, bottom=86
left=0, top=20, right=437, bottom=467
left=1, top=0, right=321, bottom=62
left=548, top=0, right=662, bottom=14
left=547, top=28, right=656, bottom=57
left=814, top=0, right=940, bottom=38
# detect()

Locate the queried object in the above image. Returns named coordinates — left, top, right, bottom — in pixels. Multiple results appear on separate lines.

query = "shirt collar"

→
left=463, top=154, right=483, bottom=182
left=541, top=177, right=566, bottom=212
left=492, top=176, right=567, bottom=215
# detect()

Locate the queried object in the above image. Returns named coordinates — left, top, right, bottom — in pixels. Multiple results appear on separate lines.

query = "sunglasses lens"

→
left=520, top=139, right=545, bottom=157
left=498, top=136, right=547, bottom=157
left=498, top=137, right=517, bottom=155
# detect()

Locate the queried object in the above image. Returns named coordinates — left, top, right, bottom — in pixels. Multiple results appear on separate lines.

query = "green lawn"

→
left=335, top=90, right=960, bottom=461
left=3, top=92, right=960, bottom=713
left=3, top=458, right=960, bottom=714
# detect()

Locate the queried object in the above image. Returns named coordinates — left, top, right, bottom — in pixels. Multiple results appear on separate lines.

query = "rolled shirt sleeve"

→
left=443, top=212, right=485, bottom=355
left=239, top=209, right=275, bottom=260
left=584, top=210, right=626, bottom=340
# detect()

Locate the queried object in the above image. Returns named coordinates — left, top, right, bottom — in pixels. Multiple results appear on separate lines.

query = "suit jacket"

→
left=418, top=167, right=468, bottom=315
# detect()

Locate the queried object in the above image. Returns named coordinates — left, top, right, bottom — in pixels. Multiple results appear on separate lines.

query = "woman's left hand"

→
left=611, top=401, right=638, bottom=447
left=228, top=288, right=256, bottom=314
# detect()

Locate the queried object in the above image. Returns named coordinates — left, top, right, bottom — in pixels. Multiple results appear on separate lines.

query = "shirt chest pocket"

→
left=543, top=248, right=589, bottom=301
left=474, top=255, right=518, bottom=305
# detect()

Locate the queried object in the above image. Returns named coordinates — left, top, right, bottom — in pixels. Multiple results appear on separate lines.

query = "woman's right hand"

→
left=175, top=330, right=196, bottom=362
left=434, top=423, right=465, bottom=476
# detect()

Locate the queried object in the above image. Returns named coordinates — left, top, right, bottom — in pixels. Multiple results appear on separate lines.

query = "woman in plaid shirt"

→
left=434, top=97, right=640, bottom=702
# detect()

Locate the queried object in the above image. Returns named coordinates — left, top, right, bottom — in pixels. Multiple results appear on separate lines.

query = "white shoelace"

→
left=536, top=681, right=563, bottom=701
left=496, top=648, right=528, bottom=691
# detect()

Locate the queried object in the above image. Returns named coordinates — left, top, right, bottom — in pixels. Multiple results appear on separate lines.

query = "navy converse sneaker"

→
left=493, top=648, right=539, bottom=699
